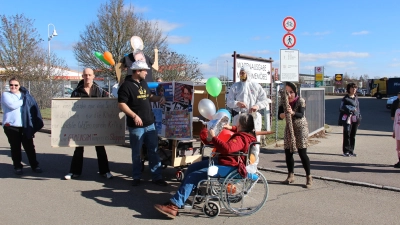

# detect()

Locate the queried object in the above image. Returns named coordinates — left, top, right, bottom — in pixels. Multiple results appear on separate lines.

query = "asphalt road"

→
left=325, top=95, right=392, bottom=132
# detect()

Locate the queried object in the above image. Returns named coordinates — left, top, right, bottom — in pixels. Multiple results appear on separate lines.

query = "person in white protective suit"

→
left=226, top=65, right=271, bottom=172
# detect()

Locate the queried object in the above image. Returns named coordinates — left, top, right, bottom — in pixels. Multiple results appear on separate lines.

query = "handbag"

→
left=207, top=161, right=219, bottom=176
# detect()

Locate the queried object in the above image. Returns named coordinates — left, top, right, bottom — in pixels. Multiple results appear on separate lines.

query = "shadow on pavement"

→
left=0, top=147, right=187, bottom=219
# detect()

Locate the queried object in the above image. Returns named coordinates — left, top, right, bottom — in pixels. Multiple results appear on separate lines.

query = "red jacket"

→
left=211, top=126, right=256, bottom=167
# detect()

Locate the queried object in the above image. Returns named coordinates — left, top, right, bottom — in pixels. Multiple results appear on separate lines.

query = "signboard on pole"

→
left=280, top=49, right=299, bottom=82
left=315, top=66, right=324, bottom=87
left=235, top=58, right=271, bottom=83
left=335, top=73, right=343, bottom=85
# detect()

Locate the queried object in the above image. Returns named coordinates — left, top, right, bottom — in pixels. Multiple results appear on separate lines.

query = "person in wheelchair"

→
left=154, top=113, right=256, bottom=219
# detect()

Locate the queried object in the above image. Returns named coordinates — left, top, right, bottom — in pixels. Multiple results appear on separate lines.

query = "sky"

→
left=1, top=0, right=400, bottom=80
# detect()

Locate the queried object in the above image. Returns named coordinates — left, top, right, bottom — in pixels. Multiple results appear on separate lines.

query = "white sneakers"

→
left=102, top=172, right=113, bottom=179
left=64, top=172, right=113, bottom=180
left=64, top=173, right=80, bottom=180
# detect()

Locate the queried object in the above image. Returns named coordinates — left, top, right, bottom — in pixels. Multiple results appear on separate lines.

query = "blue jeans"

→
left=170, top=162, right=236, bottom=208
left=128, top=124, right=162, bottom=180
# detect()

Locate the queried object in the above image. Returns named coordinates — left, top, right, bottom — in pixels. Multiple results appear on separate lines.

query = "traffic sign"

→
left=283, top=16, right=296, bottom=32
left=280, top=49, right=299, bottom=82
left=283, top=33, right=296, bottom=49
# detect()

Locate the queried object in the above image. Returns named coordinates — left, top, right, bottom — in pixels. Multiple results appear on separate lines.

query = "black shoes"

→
left=32, top=167, right=43, bottom=173
left=394, top=162, right=400, bottom=168
left=15, top=167, right=42, bottom=175
left=15, top=168, right=23, bottom=175
left=152, top=179, right=168, bottom=186
left=132, top=179, right=141, bottom=186
left=132, top=179, right=168, bottom=186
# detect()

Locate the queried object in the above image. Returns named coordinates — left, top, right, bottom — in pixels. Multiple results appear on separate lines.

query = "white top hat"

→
left=130, top=60, right=150, bottom=70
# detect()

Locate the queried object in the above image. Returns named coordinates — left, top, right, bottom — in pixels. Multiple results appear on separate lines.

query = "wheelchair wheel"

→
left=175, top=170, right=184, bottom=181
left=220, top=170, right=268, bottom=216
left=203, top=201, right=220, bottom=218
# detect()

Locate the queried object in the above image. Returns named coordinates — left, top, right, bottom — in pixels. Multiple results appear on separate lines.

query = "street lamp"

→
left=48, top=23, right=58, bottom=96
left=48, top=23, right=58, bottom=57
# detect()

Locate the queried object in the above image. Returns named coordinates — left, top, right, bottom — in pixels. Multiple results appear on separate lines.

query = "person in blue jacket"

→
left=1, top=77, right=44, bottom=175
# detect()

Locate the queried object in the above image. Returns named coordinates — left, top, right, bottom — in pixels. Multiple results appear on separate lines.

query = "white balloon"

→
left=198, top=99, right=216, bottom=120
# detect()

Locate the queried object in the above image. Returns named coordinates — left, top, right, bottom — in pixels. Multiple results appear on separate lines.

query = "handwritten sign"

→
left=51, top=98, right=126, bottom=147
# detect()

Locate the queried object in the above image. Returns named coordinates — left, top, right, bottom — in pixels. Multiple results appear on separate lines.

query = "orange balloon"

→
left=103, top=51, right=115, bottom=66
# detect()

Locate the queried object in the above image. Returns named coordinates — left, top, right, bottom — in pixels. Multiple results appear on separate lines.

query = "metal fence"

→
left=300, top=88, right=325, bottom=136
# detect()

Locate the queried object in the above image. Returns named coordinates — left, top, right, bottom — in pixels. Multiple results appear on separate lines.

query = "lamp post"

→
left=48, top=24, right=58, bottom=96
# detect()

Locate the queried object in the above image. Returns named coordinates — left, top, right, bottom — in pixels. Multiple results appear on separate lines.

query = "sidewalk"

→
left=1, top=116, right=400, bottom=191
left=260, top=125, right=400, bottom=191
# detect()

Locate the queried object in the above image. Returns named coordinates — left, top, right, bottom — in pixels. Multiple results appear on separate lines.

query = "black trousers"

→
left=69, top=146, right=110, bottom=175
left=284, top=148, right=311, bottom=176
left=3, top=126, right=39, bottom=170
left=342, top=123, right=358, bottom=154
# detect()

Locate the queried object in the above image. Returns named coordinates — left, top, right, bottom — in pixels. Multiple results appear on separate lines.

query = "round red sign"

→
left=283, top=16, right=296, bottom=32
left=283, top=33, right=296, bottom=49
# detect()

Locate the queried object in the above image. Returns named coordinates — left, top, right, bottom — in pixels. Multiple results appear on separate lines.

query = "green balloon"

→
left=94, top=51, right=110, bottom=66
left=206, top=77, right=222, bottom=97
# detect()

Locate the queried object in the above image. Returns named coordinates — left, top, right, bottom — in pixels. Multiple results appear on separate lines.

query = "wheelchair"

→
left=188, top=142, right=269, bottom=217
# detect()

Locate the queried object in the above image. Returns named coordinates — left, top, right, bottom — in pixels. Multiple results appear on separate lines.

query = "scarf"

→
left=289, top=96, right=299, bottom=109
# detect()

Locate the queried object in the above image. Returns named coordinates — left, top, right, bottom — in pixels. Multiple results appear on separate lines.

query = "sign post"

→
left=314, top=66, right=324, bottom=87
left=280, top=16, right=299, bottom=82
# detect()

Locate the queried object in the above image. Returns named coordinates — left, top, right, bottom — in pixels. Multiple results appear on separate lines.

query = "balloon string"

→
left=215, top=96, right=219, bottom=110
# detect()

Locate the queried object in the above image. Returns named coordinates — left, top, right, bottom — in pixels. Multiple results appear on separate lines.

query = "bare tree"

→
left=154, top=51, right=203, bottom=82
left=73, top=0, right=168, bottom=81
left=0, top=14, right=68, bottom=80
left=0, top=14, right=69, bottom=108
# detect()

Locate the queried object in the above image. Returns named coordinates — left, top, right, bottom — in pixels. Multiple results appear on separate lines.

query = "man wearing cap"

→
left=391, top=92, right=400, bottom=120
left=117, top=54, right=167, bottom=187
left=226, top=65, right=271, bottom=143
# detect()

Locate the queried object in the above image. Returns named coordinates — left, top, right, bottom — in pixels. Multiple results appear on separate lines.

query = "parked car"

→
left=336, top=88, right=345, bottom=93
left=386, top=96, right=398, bottom=109
left=356, top=88, right=367, bottom=96
left=54, top=87, right=73, bottom=98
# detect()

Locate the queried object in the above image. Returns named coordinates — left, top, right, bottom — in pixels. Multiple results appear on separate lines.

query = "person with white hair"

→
left=226, top=65, right=271, bottom=143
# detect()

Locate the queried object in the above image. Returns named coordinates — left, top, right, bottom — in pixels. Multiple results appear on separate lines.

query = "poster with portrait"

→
left=151, top=81, right=193, bottom=139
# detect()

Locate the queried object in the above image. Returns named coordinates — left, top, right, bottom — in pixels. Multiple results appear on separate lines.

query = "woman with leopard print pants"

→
left=278, top=82, right=312, bottom=188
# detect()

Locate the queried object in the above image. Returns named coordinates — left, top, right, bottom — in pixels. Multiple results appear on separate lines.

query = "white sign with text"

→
left=280, top=49, right=299, bottom=82
left=235, top=58, right=271, bottom=83
left=51, top=98, right=126, bottom=147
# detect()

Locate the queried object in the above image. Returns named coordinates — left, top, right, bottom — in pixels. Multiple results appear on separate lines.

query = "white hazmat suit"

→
left=226, top=65, right=271, bottom=173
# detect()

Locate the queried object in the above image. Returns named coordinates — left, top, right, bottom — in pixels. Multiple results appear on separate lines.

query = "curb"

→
left=258, top=167, right=400, bottom=193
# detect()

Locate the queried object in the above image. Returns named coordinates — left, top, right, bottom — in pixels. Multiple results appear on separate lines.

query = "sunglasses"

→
left=9, top=84, right=19, bottom=87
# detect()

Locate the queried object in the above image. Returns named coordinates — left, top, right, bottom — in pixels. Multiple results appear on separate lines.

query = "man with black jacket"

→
left=64, top=68, right=113, bottom=180
left=118, top=57, right=167, bottom=187
left=391, top=92, right=400, bottom=120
